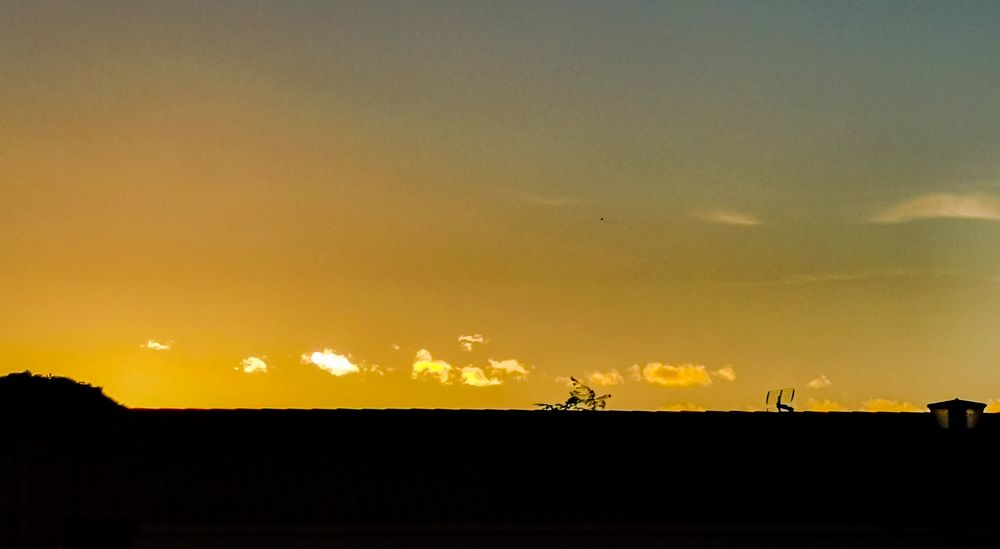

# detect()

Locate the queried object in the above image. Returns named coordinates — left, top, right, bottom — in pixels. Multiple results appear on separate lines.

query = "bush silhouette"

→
left=535, top=377, right=611, bottom=411
left=0, top=371, right=122, bottom=413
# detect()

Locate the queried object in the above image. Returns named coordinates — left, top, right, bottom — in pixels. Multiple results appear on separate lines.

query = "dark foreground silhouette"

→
left=0, top=371, right=122, bottom=413
left=1, top=373, right=996, bottom=548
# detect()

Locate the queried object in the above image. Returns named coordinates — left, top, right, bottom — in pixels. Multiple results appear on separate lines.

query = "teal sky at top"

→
left=6, top=1, right=1000, bottom=209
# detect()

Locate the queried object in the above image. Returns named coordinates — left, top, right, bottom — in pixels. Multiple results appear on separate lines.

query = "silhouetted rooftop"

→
left=3, top=406, right=998, bottom=548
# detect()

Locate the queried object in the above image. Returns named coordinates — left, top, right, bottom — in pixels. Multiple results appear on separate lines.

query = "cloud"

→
left=409, top=351, right=528, bottom=386
left=515, top=191, right=588, bottom=207
left=586, top=369, right=625, bottom=386
left=724, top=270, right=917, bottom=288
left=554, top=376, right=574, bottom=387
left=636, top=363, right=736, bottom=388
left=487, top=358, right=530, bottom=380
left=778, top=273, right=876, bottom=285
left=467, top=358, right=530, bottom=386
left=301, top=349, right=361, bottom=377
left=141, top=339, right=171, bottom=351
left=861, top=398, right=922, bottom=412
left=627, top=365, right=642, bottom=381
left=804, top=398, right=845, bottom=412
left=458, top=334, right=488, bottom=351
left=639, top=363, right=712, bottom=387
left=694, top=210, right=763, bottom=226
left=411, top=349, right=453, bottom=384
left=460, top=366, right=502, bottom=387
left=240, top=356, right=268, bottom=374
left=658, top=403, right=707, bottom=412
left=872, top=193, right=1000, bottom=223
left=713, top=365, right=737, bottom=381
left=807, top=375, right=832, bottom=389
left=986, top=400, right=1000, bottom=413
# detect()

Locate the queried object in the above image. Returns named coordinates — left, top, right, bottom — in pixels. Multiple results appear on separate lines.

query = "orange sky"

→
left=4, top=2, right=1000, bottom=411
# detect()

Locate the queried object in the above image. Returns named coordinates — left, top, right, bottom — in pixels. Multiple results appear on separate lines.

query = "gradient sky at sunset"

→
left=4, top=1, right=1000, bottom=411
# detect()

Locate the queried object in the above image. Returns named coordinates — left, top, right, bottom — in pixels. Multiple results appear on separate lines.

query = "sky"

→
left=3, top=1, right=1000, bottom=411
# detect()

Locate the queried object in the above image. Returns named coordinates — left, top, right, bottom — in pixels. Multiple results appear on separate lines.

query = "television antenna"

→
left=765, top=388, right=795, bottom=412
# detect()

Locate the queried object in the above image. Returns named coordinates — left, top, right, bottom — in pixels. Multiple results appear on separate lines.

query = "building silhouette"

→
left=2, top=400, right=998, bottom=548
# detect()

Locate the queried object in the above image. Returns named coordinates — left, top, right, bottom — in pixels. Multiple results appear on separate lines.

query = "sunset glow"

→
left=4, top=2, right=1000, bottom=411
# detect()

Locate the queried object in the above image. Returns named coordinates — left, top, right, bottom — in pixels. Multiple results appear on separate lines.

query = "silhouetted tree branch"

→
left=535, top=377, right=610, bottom=411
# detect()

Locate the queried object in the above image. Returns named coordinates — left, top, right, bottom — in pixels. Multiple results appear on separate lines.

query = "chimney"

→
left=927, top=398, right=986, bottom=430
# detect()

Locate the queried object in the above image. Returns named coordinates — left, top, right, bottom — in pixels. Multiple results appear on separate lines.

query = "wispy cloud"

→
left=804, top=398, right=845, bottom=412
left=658, top=403, right=707, bottom=412
left=872, top=193, right=1000, bottom=223
left=515, top=191, right=588, bottom=207
left=554, top=376, right=575, bottom=387
left=240, top=356, right=268, bottom=374
left=301, top=349, right=361, bottom=377
left=141, top=339, right=172, bottom=351
left=807, top=375, right=832, bottom=389
left=586, top=369, right=625, bottom=386
left=411, top=349, right=453, bottom=384
left=694, top=210, right=763, bottom=226
left=487, top=358, right=530, bottom=380
left=713, top=365, right=737, bottom=381
left=723, top=270, right=916, bottom=288
left=458, top=334, right=488, bottom=352
left=777, top=273, right=878, bottom=285
left=460, top=366, right=501, bottom=387
left=861, top=398, right=922, bottom=412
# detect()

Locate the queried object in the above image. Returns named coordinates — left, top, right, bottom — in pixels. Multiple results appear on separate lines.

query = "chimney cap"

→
left=927, top=398, right=986, bottom=412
